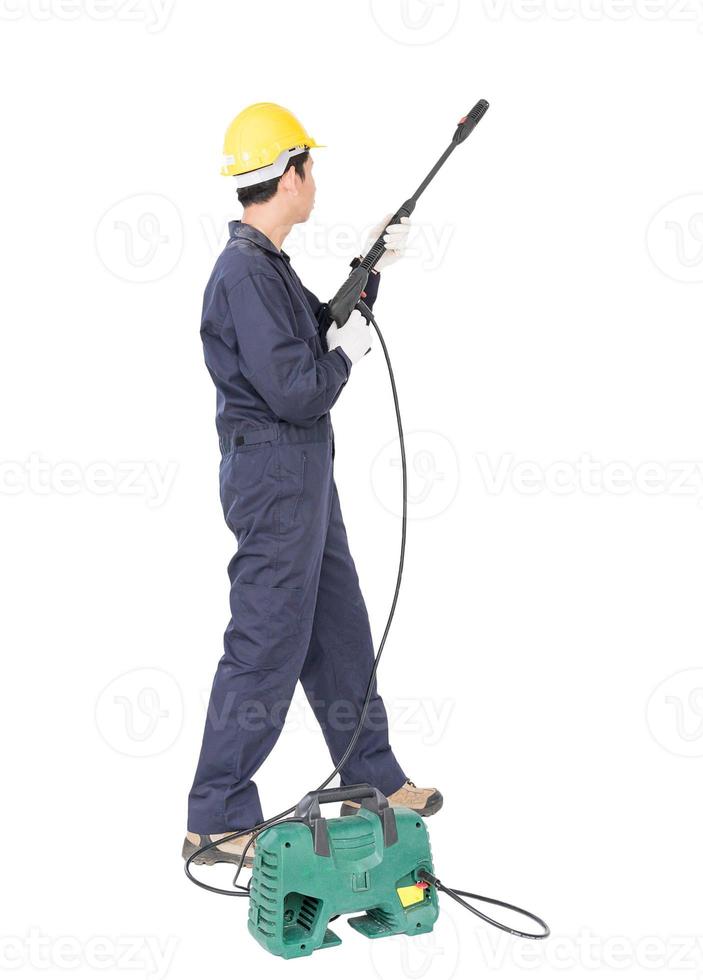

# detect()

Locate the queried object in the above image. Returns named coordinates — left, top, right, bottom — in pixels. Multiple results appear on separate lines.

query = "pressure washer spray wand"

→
left=327, top=98, right=490, bottom=328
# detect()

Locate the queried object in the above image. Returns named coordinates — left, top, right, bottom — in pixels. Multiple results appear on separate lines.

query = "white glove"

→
left=364, top=213, right=411, bottom=271
left=326, top=309, right=372, bottom=366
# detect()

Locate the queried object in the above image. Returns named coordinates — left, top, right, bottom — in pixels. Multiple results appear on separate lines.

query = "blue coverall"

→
left=187, top=221, right=407, bottom=833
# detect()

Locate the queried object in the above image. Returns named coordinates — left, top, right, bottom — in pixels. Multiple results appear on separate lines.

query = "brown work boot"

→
left=340, top=780, right=443, bottom=817
left=182, top=831, right=256, bottom=867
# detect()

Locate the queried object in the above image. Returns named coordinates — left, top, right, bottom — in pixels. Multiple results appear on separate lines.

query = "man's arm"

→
left=227, top=272, right=351, bottom=426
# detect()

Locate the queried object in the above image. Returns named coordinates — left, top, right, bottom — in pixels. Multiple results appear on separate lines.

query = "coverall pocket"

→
left=220, top=445, right=279, bottom=540
left=220, top=443, right=273, bottom=490
left=232, top=581, right=304, bottom=647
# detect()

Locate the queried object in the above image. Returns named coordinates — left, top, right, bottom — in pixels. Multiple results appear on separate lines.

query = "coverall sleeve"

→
left=359, top=267, right=381, bottom=309
left=227, top=273, right=351, bottom=426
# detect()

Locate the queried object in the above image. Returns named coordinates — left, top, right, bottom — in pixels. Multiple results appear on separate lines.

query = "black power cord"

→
left=418, top=870, right=550, bottom=940
left=184, top=302, right=550, bottom=942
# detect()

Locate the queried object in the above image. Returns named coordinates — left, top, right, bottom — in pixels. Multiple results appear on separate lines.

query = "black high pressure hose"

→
left=184, top=301, right=550, bottom=941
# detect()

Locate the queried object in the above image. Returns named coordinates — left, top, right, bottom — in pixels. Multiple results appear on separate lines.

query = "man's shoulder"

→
left=211, top=238, right=280, bottom=293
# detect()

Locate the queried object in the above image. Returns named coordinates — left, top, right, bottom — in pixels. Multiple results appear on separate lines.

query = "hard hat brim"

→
left=221, top=140, right=324, bottom=179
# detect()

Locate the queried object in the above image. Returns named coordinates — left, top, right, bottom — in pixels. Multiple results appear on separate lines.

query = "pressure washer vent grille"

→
left=296, top=895, right=320, bottom=932
left=248, top=846, right=282, bottom=939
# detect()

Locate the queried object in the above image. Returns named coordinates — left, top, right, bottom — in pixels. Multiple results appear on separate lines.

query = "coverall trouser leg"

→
left=187, top=419, right=406, bottom=833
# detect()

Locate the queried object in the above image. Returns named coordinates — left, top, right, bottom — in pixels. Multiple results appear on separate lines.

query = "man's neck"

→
left=241, top=208, right=292, bottom=251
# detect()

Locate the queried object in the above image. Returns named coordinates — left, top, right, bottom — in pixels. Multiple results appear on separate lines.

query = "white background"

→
left=1, top=0, right=702, bottom=977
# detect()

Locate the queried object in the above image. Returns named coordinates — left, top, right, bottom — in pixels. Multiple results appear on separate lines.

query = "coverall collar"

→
left=229, top=219, right=290, bottom=260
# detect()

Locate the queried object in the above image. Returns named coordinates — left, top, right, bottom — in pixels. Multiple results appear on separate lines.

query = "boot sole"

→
left=339, top=790, right=443, bottom=818
left=181, top=836, right=254, bottom=868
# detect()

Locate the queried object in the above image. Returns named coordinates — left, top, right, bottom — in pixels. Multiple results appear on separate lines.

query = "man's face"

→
left=294, top=155, right=316, bottom=222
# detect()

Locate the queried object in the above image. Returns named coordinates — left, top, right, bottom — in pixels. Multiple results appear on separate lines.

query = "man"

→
left=184, top=103, right=442, bottom=867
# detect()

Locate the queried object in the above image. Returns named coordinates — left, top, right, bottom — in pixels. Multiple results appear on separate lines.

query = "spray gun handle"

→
left=327, top=266, right=369, bottom=329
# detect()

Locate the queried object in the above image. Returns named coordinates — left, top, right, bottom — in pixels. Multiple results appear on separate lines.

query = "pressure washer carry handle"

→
left=327, top=98, right=490, bottom=327
left=295, top=783, right=398, bottom=856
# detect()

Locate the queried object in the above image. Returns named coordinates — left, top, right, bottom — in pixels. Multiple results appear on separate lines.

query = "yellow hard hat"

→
left=221, top=102, right=323, bottom=183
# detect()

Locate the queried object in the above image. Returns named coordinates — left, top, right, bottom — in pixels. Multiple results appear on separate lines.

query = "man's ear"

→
left=279, top=164, right=300, bottom=197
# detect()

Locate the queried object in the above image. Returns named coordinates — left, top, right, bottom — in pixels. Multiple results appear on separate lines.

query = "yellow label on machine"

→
left=397, top=884, right=426, bottom=908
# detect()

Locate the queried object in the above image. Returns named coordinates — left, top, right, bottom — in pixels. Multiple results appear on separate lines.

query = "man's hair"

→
left=236, top=150, right=309, bottom=208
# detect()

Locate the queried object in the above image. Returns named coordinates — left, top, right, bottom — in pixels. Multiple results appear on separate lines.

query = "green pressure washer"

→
left=186, top=100, right=551, bottom=958
left=248, top=785, right=438, bottom=958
